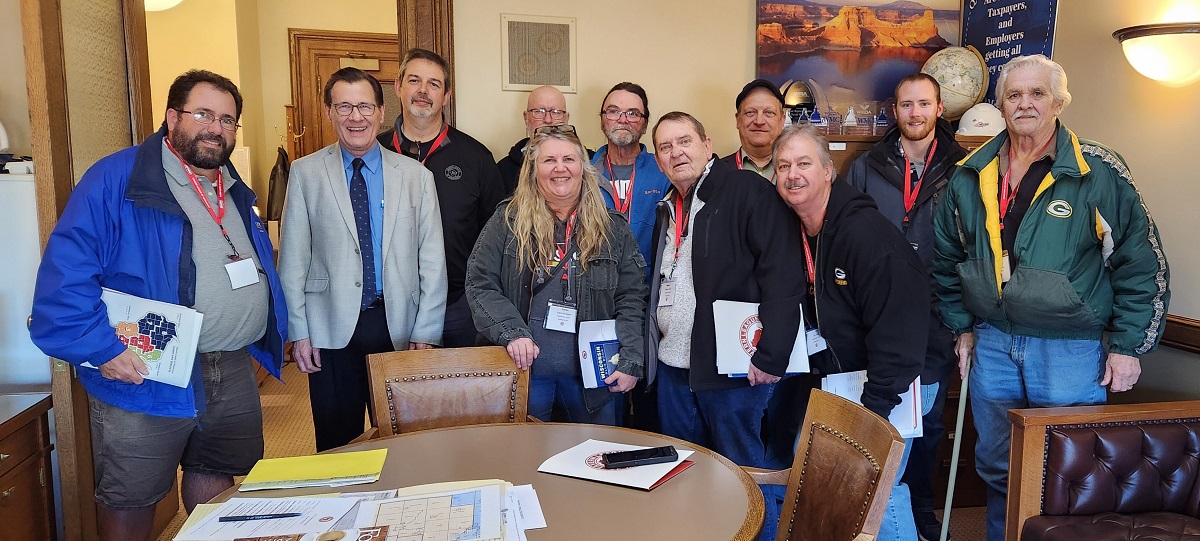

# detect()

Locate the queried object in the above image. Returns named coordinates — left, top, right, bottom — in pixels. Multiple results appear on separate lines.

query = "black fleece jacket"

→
left=807, top=179, right=929, bottom=417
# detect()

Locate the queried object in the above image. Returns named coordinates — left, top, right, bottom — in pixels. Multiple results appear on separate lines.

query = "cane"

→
left=939, top=350, right=972, bottom=541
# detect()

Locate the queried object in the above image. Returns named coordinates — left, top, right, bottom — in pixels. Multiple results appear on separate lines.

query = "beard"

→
left=170, top=129, right=232, bottom=170
left=605, top=125, right=639, bottom=147
left=407, top=92, right=439, bottom=119
left=899, top=119, right=935, bottom=142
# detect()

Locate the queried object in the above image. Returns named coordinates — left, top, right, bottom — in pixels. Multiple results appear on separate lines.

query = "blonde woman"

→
left=466, top=125, right=647, bottom=424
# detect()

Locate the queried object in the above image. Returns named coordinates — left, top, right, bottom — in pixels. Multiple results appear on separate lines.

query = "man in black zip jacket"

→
left=776, top=124, right=928, bottom=540
left=844, top=73, right=967, bottom=540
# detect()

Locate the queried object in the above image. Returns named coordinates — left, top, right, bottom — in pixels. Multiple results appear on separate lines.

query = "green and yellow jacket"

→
left=932, top=122, right=1169, bottom=357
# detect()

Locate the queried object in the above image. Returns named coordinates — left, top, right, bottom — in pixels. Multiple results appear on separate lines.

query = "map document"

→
left=83, top=288, right=202, bottom=388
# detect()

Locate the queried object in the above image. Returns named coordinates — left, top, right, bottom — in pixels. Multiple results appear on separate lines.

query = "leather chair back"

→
left=777, top=389, right=906, bottom=541
left=366, top=346, right=529, bottom=436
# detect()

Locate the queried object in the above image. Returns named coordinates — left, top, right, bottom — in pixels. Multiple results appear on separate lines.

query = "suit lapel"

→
left=323, top=146, right=360, bottom=248
left=380, top=151, right=404, bottom=261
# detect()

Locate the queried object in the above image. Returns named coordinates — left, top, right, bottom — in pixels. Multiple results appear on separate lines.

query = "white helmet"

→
left=956, top=103, right=1004, bottom=136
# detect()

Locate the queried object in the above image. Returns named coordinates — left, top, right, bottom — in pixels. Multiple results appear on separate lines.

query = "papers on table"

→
left=173, top=497, right=359, bottom=540
left=84, top=288, right=203, bottom=387
left=239, top=449, right=387, bottom=492
left=713, top=300, right=810, bottom=377
left=821, top=370, right=924, bottom=439
left=578, top=319, right=620, bottom=389
left=537, top=439, right=695, bottom=491
left=355, top=480, right=506, bottom=540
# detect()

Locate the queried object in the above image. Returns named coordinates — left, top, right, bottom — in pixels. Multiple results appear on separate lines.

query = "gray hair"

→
left=773, top=124, right=834, bottom=169
left=995, top=54, right=1072, bottom=108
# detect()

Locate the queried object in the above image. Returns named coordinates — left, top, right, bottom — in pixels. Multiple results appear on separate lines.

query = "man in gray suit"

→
left=280, top=67, right=447, bottom=451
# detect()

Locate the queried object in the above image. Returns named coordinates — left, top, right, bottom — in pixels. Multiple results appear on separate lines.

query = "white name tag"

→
left=806, top=328, right=828, bottom=354
left=659, top=280, right=676, bottom=307
left=225, top=257, right=260, bottom=289
left=544, top=301, right=578, bottom=333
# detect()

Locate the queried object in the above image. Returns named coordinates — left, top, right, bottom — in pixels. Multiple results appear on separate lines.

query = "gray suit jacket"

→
left=279, top=143, right=446, bottom=349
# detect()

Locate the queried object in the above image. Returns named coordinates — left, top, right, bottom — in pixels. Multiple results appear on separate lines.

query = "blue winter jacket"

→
left=592, top=144, right=670, bottom=285
left=29, top=127, right=287, bottom=418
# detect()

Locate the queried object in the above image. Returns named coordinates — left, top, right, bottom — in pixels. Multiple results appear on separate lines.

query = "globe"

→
left=921, top=46, right=988, bottom=121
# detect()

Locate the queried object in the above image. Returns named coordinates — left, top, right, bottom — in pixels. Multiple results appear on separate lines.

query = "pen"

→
left=218, top=512, right=302, bottom=522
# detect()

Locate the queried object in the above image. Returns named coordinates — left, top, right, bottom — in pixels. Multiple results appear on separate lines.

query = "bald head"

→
left=523, top=85, right=568, bottom=135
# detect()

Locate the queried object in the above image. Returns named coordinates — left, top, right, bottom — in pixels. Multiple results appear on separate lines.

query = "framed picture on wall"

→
left=756, top=1, right=961, bottom=117
left=500, top=14, right=578, bottom=93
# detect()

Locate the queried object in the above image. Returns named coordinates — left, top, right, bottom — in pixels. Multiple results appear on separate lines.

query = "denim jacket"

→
left=466, top=202, right=649, bottom=387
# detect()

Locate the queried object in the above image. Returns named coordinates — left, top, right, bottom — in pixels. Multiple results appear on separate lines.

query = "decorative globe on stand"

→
left=921, top=46, right=988, bottom=120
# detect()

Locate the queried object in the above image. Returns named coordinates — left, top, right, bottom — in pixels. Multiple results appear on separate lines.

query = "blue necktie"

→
left=350, top=158, right=377, bottom=310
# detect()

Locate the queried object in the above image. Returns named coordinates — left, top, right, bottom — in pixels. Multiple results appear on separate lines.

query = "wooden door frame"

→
left=21, top=0, right=155, bottom=539
left=288, top=29, right=402, bottom=158
left=398, top=0, right=455, bottom=123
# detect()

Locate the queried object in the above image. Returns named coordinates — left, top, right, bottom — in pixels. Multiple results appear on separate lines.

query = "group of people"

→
left=29, top=46, right=1168, bottom=541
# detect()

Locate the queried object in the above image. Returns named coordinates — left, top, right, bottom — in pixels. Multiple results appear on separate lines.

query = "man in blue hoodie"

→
left=29, top=70, right=286, bottom=541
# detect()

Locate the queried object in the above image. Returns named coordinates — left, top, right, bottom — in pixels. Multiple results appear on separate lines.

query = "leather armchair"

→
left=1006, top=401, right=1200, bottom=540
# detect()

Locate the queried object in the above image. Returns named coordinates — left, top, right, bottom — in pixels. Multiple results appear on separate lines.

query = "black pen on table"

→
left=218, top=512, right=302, bottom=522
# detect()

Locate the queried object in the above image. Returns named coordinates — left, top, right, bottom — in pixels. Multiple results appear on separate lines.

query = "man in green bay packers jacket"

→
left=932, top=55, right=1170, bottom=541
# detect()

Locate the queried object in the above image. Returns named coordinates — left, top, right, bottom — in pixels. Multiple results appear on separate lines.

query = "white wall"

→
left=454, top=0, right=757, bottom=160
left=0, top=0, right=32, bottom=156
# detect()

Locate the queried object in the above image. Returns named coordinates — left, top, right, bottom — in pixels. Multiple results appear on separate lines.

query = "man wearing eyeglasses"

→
left=280, top=67, right=446, bottom=452
left=379, top=48, right=504, bottom=349
left=496, top=85, right=590, bottom=195
left=29, top=70, right=287, bottom=541
left=592, top=82, right=671, bottom=431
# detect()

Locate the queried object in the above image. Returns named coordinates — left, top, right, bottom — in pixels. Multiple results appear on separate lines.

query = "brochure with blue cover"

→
left=578, top=320, right=620, bottom=388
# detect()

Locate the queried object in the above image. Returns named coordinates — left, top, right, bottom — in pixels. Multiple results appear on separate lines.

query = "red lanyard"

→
left=165, top=137, right=240, bottom=258
left=800, top=229, right=816, bottom=285
left=999, top=136, right=1054, bottom=229
left=673, top=191, right=690, bottom=259
left=393, top=123, right=450, bottom=165
left=605, top=153, right=635, bottom=217
left=734, top=150, right=777, bottom=183
left=902, top=139, right=938, bottom=223
left=555, top=211, right=578, bottom=262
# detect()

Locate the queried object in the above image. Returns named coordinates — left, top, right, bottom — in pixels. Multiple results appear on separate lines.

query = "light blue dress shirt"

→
left=341, top=144, right=384, bottom=296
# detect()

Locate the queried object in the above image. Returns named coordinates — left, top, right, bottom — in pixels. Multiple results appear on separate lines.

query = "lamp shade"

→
left=1113, top=23, right=1200, bottom=87
left=144, top=0, right=184, bottom=12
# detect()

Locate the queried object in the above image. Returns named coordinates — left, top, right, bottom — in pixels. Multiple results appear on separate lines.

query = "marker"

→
left=218, top=512, right=302, bottom=522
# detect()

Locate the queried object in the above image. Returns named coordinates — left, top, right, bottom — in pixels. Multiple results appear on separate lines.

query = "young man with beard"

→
left=844, top=73, right=967, bottom=540
left=378, top=48, right=504, bottom=348
left=29, top=70, right=287, bottom=541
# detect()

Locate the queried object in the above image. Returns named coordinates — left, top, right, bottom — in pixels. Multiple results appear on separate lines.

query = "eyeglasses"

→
left=331, top=102, right=379, bottom=116
left=527, top=108, right=567, bottom=119
left=532, top=124, right=578, bottom=138
left=177, top=109, right=240, bottom=132
left=600, top=108, right=646, bottom=122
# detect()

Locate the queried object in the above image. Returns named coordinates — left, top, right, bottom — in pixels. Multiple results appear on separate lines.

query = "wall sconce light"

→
left=144, top=0, right=184, bottom=12
left=1113, top=23, right=1200, bottom=87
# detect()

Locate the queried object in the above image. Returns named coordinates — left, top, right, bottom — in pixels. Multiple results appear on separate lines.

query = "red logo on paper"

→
left=318, top=516, right=335, bottom=522
left=586, top=452, right=608, bottom=469
left=739, top=314, right=763, bottom=357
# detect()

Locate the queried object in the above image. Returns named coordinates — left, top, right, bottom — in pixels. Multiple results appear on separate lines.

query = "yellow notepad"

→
left=239, top=449, right=388, bottom=492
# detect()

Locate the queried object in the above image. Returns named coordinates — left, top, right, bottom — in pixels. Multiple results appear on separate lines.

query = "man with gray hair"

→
left=933, top=54, right=1170, bottom=540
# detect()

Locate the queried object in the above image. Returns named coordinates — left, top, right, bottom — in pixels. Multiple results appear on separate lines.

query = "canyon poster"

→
left=757, top=0, right=961, bottom=116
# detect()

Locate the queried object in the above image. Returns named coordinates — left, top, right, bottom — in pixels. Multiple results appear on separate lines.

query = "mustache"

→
left=410, top=92, right=432, bottom=105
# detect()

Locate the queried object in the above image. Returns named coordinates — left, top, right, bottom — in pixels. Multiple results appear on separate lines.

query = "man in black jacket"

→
left=378, top=48, right=505, bottom=347
left=777, top=124, right=928, bottom=540
left=844, top=73, right=967, bottom=540
left=648, top=112, right=804, bottom=541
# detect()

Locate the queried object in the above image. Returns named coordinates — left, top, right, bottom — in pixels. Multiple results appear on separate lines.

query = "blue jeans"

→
left=657, top=363, right=778, bottom=540
left=970, top=323, right=1106, bottom=541
left=877, top=382, right=938, bottom=541
left=528, top=375, right=617, bottom=425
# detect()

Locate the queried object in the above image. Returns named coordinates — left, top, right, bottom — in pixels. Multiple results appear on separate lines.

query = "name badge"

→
left=659, top=280, right=676, bottom=307
left=225, top=257, right=260, bottom=289
left=806, top=328, right=828, bottom=354
left=544, top=300, right=578, bottom=333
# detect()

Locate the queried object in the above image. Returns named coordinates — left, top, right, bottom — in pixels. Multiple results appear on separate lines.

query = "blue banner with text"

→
left=961, top=0, right=1058, bottom=103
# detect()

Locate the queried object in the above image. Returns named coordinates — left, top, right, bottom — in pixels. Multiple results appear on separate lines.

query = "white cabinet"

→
left=0, top=174, right=50, bottom=391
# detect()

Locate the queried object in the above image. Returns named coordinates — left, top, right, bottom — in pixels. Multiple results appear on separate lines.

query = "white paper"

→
left=507, top=484, right=547, bottom=529
left=86, top=288, right=203, bottom=388
left=355, top=483, right=505, bottom=541
left=173, top=497, right=357, bottom=540
left=537, top=439, right=694, bottom=490
left=224, top=257, right=260, bottom=289
left=330, top=489, right=398, bottom=531
left=821, top=371, right=923, bottom=439
left=713, top=300, right=810, bottom=376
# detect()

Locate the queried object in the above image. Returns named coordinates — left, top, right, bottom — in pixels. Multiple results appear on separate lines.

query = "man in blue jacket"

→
left=29, top=70, right=287, bottom=541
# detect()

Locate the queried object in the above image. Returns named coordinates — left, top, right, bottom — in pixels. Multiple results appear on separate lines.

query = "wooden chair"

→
left=364, top=346, right=529, bottom=437
left=744, top=389, right=906, bottom=541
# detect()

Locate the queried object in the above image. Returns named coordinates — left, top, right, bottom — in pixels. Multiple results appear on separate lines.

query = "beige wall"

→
left=454, top=0, right=757, bottom=160
left=0, top=0, right=31, bottom=155
left=146, top=0, right=243, bottom=134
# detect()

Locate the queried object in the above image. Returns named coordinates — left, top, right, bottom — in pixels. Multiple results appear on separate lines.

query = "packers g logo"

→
left=1046, top=200, right=1072, bottom=218
left=834, top=267, right=848, bottom=286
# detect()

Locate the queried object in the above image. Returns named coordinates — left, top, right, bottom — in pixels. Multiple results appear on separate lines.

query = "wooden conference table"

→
left=217, top=423, right=764, bottom=540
